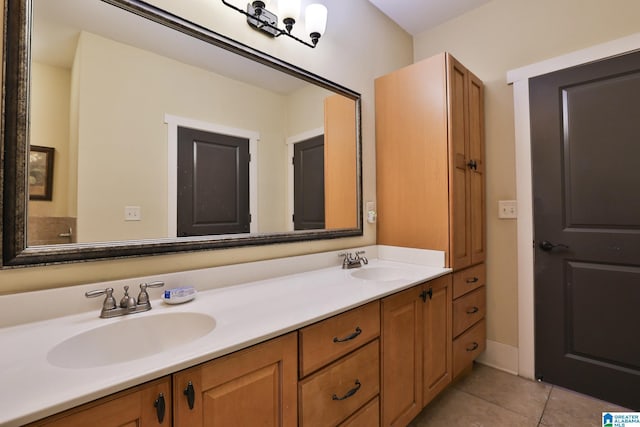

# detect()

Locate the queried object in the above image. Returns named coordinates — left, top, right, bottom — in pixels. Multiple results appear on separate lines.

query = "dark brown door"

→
left=177, top=126, right=250, bottom=236
left=293, top=135, right=325, bottom=230
left=530, top=50, right=640, bottom=409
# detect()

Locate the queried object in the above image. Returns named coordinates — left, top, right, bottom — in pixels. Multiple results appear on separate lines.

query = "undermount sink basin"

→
left=47, top=312, right=215, bottom=369
left=350, top=267, right=407, bottom=282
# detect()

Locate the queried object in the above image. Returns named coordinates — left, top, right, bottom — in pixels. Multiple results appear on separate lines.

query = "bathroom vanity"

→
left=0, top=246, right=489, bottom=427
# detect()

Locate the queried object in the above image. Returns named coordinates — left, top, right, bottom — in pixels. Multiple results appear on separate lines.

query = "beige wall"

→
left=73, top=31, right=294, bottom=241
left=286, top=84, right=331, bottom=138
left=413, top=0, right=640, bottom=348
left=29, top=62, right=72, bottom=218
left=0, top=0, right=412, bottom=293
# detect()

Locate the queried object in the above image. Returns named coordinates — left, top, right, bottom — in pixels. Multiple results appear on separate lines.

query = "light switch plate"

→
left=498, top=200, right=517, bottom=219
left=124, top=206, right=141, bottom=221
left=366, top=201, right=377, bottom=223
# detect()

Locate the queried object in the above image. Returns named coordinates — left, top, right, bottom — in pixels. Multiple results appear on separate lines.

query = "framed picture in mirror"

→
left=28, top=145, right=54, bottom=201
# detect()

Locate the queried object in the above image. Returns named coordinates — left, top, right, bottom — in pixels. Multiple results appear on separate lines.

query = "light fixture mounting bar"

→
left=221, top=0, right=318, bottom=48
left=246, top=2, right=278, bottom=37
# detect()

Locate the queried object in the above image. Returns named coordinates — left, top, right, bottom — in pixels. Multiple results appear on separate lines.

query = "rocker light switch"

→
left=498, top=200, right=517, bottom=219
left=124, top=206, right=141, bottom=221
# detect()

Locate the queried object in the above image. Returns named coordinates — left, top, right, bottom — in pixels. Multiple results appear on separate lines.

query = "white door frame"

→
left=164, top=114, right=259, bottom=237
left=508, top=33, right=640, bottom=380
left=285, top=127, right=324, bottom=231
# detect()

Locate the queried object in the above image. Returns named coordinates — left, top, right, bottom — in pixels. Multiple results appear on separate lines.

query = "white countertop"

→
left=0, top=246, right=449, bottom=426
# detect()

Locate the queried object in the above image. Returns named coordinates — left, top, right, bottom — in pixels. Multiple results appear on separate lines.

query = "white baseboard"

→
left=476, top=339, right=519, bottom=376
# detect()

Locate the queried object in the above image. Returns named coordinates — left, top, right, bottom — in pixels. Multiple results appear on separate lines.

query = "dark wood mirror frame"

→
left=1, top=0, right=362, bottom=267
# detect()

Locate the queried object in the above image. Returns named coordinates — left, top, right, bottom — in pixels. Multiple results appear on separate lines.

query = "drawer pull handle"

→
left=466, top=342, right=479, bottom=352
left=333, top=327, right=362, bottom=343
left=332, top=379, right=361, bottom=401
left=466, top=306, right=479, bottom=314
left=154, top=393, right=166, bottom=423
left=466, top=277, right=479, bottom=284
left=184, top=381, right=195, bottom=410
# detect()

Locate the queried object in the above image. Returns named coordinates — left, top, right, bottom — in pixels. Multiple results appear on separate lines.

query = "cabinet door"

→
left=448, top=55, right=472, bottom=270
left=448, top=55, right=485, bottom=270
left=381, top=285, right=423, bottom=427
left=468, top=72, right=486, bottom=265
left=28, top=377, right=171, bottom=427
left=422, top=275, right=452, bottom=406
left=173, top=332, right=297, bottom=427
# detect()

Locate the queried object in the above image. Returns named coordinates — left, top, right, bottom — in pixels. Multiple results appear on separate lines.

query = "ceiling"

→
left=32, top=0, right=308, bottom=94
left=367, top=0, right=491, bottom=36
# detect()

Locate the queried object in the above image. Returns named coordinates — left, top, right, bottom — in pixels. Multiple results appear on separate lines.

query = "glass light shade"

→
left=279, top=0, right=301, bottom=21
left=305, top=4, right=327, bottom=36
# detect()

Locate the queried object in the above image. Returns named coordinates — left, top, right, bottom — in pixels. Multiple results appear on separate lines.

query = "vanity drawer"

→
left=339, top=397, right=379, bottom=427
left=452, top=287, right=486, bottom=338
left=299, top=340, right=380, bottom=427
left=453, top=319, right=486, bottom=378
left=452, top=263, right=485, bottom=299
left=299, top=301, right=380, bottom=378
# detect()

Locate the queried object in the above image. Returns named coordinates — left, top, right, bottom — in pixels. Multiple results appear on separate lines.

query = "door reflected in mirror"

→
left=26, top=0, right=359, bottom=247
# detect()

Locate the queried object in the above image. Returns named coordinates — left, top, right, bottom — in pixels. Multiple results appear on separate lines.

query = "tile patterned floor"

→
left=408, top=364, right=631, bottom=427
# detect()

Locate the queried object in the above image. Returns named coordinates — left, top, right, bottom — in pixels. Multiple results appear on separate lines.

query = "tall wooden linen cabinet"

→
left=376, top=52, right=487, bottom=425
left=375, top=52, right=485, bottom=269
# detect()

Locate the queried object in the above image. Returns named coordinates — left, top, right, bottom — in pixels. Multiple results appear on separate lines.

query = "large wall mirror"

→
left=1, top=0, right=362, bottom=267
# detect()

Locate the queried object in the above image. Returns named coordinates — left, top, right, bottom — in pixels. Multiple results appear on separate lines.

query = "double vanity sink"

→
left=0, top=247, right=448, bottom=426
left=46, top=312, right=217, bottom=369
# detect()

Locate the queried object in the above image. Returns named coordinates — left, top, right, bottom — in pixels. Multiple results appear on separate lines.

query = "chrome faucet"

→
left=86, top=281, right=164, bottom=318
left=338, top=251, right=369, bottom=269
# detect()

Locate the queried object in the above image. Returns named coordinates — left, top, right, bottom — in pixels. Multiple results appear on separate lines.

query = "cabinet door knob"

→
left=466, top=277, right=479, bottom=284
left=466, top=306, right=479, bottom=314
left=467, top=159, right=477, bottom=170
left=420, top=288, right=433, bottom=302
left=183, top=381, right=196, bottom=410
left=154, top=393, right=166, bottom=423
left=333, top=327, right=362, bottom=343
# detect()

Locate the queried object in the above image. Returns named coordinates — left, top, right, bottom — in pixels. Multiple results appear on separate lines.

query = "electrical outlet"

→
left=498, top=200, right=517, bottom=219
left=124, top=206, right=141, bottom=221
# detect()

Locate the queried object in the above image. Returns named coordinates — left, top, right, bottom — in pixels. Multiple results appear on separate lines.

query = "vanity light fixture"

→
left=221, top=0, right=328, bottom=48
